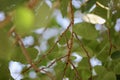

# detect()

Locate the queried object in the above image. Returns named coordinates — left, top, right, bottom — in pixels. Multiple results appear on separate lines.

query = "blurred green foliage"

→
left=0, top=0, right=120, bottom=80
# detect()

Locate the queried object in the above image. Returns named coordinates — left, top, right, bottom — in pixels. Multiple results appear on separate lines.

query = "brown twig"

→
left=62, top=0, right=74, bottom=79
left=107, top=27, right=113, bottom=55
left=46, top=55, right=67, bottom=68
left=39, top=55, right=67, bottom=71
left=0, top=15, right=11, bottom=28
left=74, top=32, right=93, bottom=80
left=14, top=31, right=39, bottom=72
left=69, top=61, right=82, bottom=80
left=40, top=69, right=55, bottom=80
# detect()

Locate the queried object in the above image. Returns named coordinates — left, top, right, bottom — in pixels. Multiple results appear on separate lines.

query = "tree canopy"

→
left=0, top=0, right=120, bottom=80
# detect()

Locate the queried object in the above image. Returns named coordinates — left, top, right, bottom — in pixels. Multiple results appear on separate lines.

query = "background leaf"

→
left=0, top=0, right=28, bottom=11
left=0, top=59, right=13, bottom=80
left=111, top=50, right=120, bottom=60
left=60, top=0, right=69, bottom=17
left=34, top=1, right=52, bottom=28
left=73, top=22, right=99, bottom=40
left=102, top=72, right=116, bottom=80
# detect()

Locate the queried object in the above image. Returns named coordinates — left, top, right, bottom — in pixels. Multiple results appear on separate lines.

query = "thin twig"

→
left=107, top=27, right=113, bottom=55
left=69, top=61, right=82, bottom=80
left=74, top=32, right=93, bottom=80
left=62, top=61, right=69, bottom=79
left=14, top=31, right=39, bottom=72
left=22, top=20, right=72, bottom=73
left=62, top=0, right=74, bottom=79
left=39, top=55, right=68, bottom=72
left=47, top=55, right=67, bottom=68
left=74, top=33, right=90, bottom=59
left=41, top=69, right=55, bottom=80
left=96, top=1, right=109, bottom=10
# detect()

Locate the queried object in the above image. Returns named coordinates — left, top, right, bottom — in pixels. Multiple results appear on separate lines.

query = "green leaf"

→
left=76, top=46, right=93, bottom=57
left=59, top=30, right=71, bottom=45
left=0, top=0, right=28, bottom=11
left=94, top=65, right=109, bottom=80
left=0, top=29, right=12, bottom=60
left=47, top=38, right=64, bottom=60
left=65, top=66, right=75, bottom=80
left=47, top=18, right=60, bottom=28
left=54, top=61, right=65, bottom=80
left=80, top=0, right=96, bottom=13
left=60, top=0, right=69, bottom=17
left=81, top=69, right=91, bottom=80
left=114, top=63, right=120, bottom=75
left=96, top=43, right=109, bottom=62
left=0, top=59, right=13, bottom=80
left=27, top=48, right=38, bottom=60
left=78, top=57, right=90, bottom=70
left=111, top=50, right=120, bottom=60
left=73, top=22, right=98, bottom=40
left=92, top=5, right=107, bottom=20
left=94, top=65, right=107, bottom=75
left=11, top=46, right=38, bottom=63
left=34, top=1, right=52, bottom=28
left=97, top=0, right=110, bottom=7
left=85, top=40, right=99, bottom=52
left=102, top=72, right=116, bottom=80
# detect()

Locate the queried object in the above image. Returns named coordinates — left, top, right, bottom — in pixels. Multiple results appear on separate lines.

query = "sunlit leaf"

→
left=73, top=22, right=99, bottom=40
left=83, top=14, right=106, bottom=24
left=14, top=6, right=35, bottom=34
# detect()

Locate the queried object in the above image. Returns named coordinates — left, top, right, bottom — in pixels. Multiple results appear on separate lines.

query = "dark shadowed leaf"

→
left=0, top=59, right=13, bottom=80
left=111, top=50, right=120, bottom=60
left=80, top=0, right=96, bottom=13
